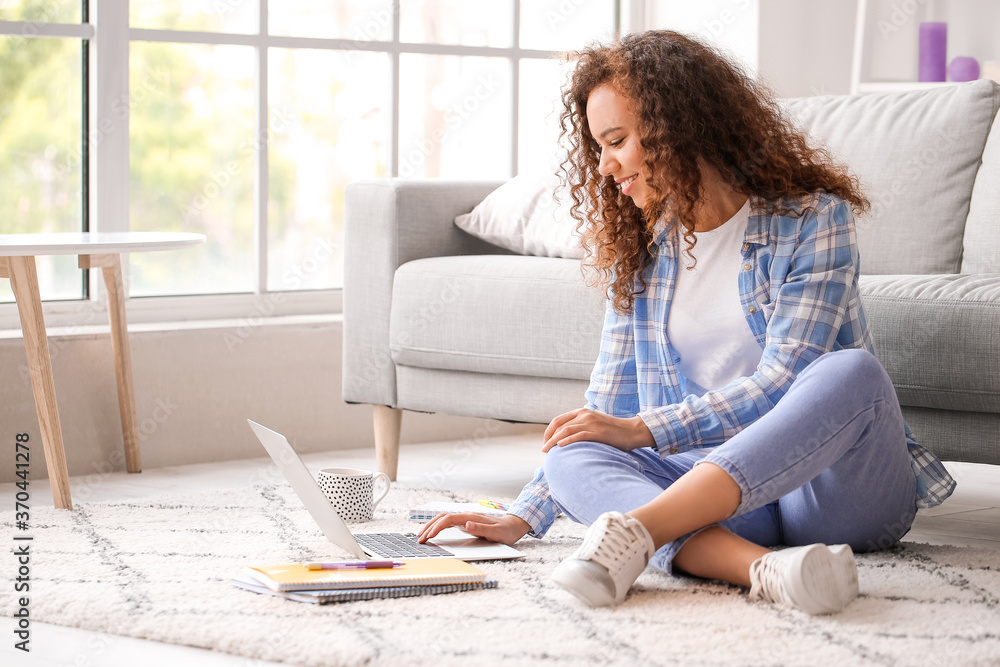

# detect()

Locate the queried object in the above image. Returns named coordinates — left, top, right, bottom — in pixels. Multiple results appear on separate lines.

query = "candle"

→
left=919, top=22, right=947, bottom=82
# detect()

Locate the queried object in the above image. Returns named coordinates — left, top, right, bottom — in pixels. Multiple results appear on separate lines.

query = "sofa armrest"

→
left=342, top=178, right=508, bottom=406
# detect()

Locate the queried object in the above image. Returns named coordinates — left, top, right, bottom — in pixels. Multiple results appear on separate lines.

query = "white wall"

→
left=645, top=0, right=761, bottom=73
left=758, top=0, right=858, bottom=97
left=0, top=319, right=540, bottom=485
left=644, top=0, right=859, bottom=98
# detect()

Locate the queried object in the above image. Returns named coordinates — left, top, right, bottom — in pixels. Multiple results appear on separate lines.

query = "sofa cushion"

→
left=389, top=255, right=605, bottom=380
left=901, top=406, right=1000, bottom=465
left=964, top=94, right=1000, bottom=273
left=391, top=262, right=1000, bottom=413
left=454, top=171, right=584, bottom=259
left=860, top=273, right=1000, bottom=413
left=395, top=367, right=588, bottom=424
left=783, top=80, right=1000, bottom=275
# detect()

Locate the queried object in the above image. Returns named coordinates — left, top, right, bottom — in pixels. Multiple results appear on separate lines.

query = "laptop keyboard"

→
left=355, top=532, right=452, bottom=558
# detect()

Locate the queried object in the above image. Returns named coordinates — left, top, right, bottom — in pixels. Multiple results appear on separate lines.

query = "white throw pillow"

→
left=454, top=172, right=584, bottom=259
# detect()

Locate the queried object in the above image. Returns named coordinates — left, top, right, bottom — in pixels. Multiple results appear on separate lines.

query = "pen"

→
left=305, top=560, right=405, bottom=570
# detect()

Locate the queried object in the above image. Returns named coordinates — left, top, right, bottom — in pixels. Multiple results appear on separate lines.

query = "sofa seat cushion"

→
left=860, top=274, right=1000, bottom=413
left=390, top=255, right=605, bottom=380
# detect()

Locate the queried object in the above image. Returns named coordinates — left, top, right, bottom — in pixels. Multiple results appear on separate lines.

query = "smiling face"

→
left=586, top=84, right=650, bottom=208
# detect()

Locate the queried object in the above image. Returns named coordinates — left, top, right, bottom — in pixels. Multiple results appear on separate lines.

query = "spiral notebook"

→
left=232, top=576, right=499, bottom=604
left=245, top=558, right=486, bottom=592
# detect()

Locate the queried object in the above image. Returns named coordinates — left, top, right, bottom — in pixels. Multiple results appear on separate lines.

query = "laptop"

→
left=247, top=420, right=524, bottom=561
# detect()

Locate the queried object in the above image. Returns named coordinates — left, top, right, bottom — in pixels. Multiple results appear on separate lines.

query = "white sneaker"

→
left=550, top=511, right=655, bottom=607
left=749, top=543, right=859, bottom=615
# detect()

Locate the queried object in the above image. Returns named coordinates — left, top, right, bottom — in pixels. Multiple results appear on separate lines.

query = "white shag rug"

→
left=2, top=483, right=999, bottom=666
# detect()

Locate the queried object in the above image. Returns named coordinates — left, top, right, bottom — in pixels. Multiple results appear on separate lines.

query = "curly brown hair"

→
left=558, top=30, right=869, bottom=313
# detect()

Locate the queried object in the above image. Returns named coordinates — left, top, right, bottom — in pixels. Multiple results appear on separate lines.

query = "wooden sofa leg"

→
left=373, top=405, right=402, bottom=481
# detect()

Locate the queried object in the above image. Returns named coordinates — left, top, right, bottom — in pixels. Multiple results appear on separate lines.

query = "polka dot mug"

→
left=317, top=467, right=391, bottom=523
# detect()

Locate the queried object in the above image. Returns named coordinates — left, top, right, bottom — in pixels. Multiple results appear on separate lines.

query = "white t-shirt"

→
left=667, top=199, right=762, bottom=395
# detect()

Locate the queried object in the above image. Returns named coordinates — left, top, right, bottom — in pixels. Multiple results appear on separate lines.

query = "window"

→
left=1, top=0, right=619, bottom=324
left=0, top=1, right=89, bottom=304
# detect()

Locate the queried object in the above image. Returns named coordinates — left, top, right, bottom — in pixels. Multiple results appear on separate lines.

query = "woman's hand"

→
left=541, top=408, right=655, bottom=453
left=417, top=512, right=531, bottom=546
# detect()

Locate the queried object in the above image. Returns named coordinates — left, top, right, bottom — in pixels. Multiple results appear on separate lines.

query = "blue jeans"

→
left=544, top=349, right=918, bottom=574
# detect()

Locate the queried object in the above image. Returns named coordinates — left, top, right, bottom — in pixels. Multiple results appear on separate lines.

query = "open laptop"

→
left=248, top=420, right=524, bottom=561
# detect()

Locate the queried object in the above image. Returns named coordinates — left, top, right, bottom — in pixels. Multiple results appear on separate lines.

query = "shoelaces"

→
left=748, top=554, right=787, bottom=603
left=580, top=515, right=644, bottom=572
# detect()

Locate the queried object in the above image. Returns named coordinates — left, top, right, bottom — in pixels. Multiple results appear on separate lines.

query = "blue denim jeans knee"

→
left=544, top=349, right=918, bottom=575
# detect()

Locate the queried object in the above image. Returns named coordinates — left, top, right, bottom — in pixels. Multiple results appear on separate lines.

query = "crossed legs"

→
left=545, top=349, right=918, bottom=590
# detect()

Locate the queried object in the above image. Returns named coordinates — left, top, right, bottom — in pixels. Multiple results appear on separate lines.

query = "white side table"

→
left=0, top=232, right=205, bottom=509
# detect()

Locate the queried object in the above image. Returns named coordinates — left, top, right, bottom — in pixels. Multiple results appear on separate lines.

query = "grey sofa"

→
left=344, top=79, right=1000, bottom=479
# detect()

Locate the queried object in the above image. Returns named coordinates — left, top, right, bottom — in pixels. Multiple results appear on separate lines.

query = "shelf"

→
left=851, top=0, right=1000, bottom=95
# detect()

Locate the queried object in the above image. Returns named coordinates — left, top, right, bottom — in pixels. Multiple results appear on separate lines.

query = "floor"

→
left=2, top=431, right=998, bottom=666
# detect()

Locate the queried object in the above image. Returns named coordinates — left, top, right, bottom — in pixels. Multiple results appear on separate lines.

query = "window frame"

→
left=1, top=0, right=628, bottom=330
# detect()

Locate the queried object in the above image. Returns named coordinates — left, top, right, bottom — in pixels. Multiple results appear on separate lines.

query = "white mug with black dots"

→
left=317, top=467, right=391, bottom=523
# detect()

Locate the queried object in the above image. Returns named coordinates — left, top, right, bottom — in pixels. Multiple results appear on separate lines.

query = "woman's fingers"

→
left=542, top=410, right=590, bottom=451
left=542, top=425, right=597, bottom=452
left=543, top=421, right=579, bottom=452
left=463, top=515, right=531, bottom=545
left=542, top=410, right=605, bottom=452
left=417, top=512, right=489, bottom=542
left=417, top=512, right=531, bottom=546
left=541, top=411, right=652, bottom=452
left=543, top=408, right=584, bottom=442
left=556, top=430, right=598, bottom=449
left=417, top=512, right=461, bottom=542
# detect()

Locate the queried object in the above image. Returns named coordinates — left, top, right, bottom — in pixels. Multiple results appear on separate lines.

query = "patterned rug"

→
left=2, top=483, right=999, bottom=666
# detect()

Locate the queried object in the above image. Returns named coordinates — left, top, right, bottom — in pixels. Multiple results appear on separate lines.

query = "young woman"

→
left=418, top=30, right=955, bottom=614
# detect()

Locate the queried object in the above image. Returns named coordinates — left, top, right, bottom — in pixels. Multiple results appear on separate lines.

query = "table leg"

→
left=6, top=256, right=73, bottom=510
left=81, top=254, right=141, bottom=473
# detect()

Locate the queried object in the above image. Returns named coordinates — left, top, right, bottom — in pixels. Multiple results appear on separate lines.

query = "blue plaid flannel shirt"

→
left=507, top=193, right=956, bottom=538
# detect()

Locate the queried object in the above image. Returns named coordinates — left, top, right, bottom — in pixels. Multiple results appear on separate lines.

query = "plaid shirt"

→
left=508, top=194, right=956, bottom=538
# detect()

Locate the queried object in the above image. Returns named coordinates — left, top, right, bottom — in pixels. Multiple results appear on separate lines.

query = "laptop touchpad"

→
left=429, top=527, right=524, bottom=560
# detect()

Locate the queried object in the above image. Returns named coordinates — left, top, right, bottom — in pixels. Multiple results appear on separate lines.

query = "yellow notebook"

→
left=245, top=559, right=486, bottom=592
